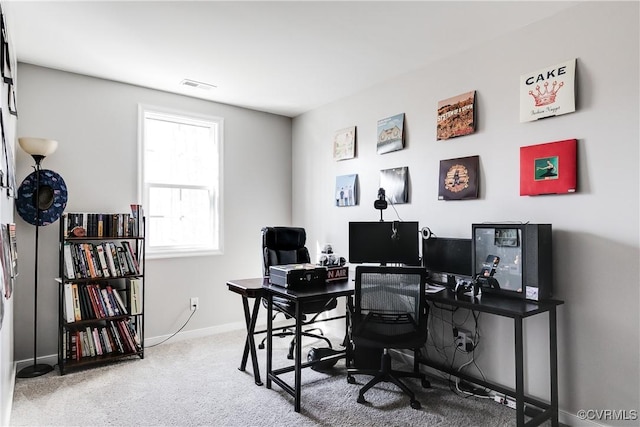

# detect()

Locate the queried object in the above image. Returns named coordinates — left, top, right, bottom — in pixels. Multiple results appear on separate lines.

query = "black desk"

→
left=228, top=277, right=563, bottom=424
left=226, top=279, right=266, bottom=386
left=423, top=289, right=564, bottom=427
left=263, top=279, right=354, bottom=412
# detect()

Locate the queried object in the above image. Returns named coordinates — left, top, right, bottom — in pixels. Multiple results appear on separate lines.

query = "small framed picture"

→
left=438, top=155, right=479, bottom=200
left=377, top=113, right=405, bottom=154
left=333, top=126, right=356, bottom=161
left=520, top=139, right=577, bottom=196
left=437, top=91, right=476, bottom=140
left=380, top=166, right=409, bottom=204
left=335, top=174, right=357, bottom=207
left=520, top=59, right=576, bottom=122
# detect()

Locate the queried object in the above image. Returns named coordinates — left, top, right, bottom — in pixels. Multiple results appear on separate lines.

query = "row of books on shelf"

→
left=64, top=204, right=143, bottom=238
left=63, top=280, right=142, bottom=323
left=63, top=319, right=141, bottom=361
left=64, top=240, right=140, bottom=280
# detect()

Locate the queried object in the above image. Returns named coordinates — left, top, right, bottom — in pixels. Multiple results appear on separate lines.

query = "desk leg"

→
left=294, top=299, right=303, bottom=413
left=345, top=296, right=353, bottom=368
left=239, top=296, right=263, bottom=386
left=549, top=307, right=559, bottom=427
left=266, top=295, right=273, bottom=390
left=515, top=317, right=525, bottom=427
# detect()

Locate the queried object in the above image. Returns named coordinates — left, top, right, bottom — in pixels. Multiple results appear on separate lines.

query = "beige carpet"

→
left=10, top=329, right=521, bottom=426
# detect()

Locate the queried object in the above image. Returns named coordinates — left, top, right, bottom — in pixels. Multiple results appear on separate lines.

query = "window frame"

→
left=138, top=104, right=224, bottom=259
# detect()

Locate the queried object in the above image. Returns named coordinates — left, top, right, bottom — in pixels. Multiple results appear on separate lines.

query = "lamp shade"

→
left=18, top=137, right=58, bottom=157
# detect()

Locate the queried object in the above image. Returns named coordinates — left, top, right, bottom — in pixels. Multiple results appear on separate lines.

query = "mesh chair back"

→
left=353, top=266, right=427, bottom=349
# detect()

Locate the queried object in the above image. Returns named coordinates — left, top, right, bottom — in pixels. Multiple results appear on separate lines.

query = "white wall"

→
left=292, top=2, right=639, bottom=424
left=12, top=64, right=292, bottom=363
left=0, top=88, right=16, bottom=427
left=0, top=5, right=17, bottom=424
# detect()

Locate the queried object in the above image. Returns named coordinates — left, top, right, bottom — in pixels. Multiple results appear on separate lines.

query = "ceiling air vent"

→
left=180, top=79, right=216, bottom=90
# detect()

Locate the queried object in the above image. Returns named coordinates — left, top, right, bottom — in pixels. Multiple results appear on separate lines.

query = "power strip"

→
left=493, top=394, right=516, bottom=409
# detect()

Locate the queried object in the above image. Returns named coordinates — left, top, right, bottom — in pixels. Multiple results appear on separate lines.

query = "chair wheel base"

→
left=357, top=395, right=367, bottom=404
left=422, top=378, right=431, bottom=388
left=410, top=400, right=421, bottom=410
left=258, top=343, right=265, bottom=350
left=347, top=375, right=356, bottom=384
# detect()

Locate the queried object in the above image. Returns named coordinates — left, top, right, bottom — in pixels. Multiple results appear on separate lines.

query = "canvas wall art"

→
left=520, top=139, right=577, bottom=196
left=438, top=155, right=479, bottom=200
left=333, top=126, right=356, bottom=161
left=437, top=91, right=476, bottom=140
left=520, top=59, right=576, bottom=122
left=335, top=174, right=358, bottom=207
left=380, top=166, right=408, bottom=204
left=376, top=113, right=405, bottom=154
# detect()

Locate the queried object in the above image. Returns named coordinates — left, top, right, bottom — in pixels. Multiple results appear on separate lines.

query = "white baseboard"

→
left=144, top=321, right=246, bottom=346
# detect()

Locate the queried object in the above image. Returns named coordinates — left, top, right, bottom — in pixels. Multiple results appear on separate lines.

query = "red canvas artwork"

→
left=520, top=139, right=577, bottom=196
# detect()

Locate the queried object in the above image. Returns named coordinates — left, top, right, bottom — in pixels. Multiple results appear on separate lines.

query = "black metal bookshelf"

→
left=57, top=212, right=145, bottom=375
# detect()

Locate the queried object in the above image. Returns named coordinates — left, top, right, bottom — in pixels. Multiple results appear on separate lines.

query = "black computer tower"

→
left=472, top=223, right=552, bottom=301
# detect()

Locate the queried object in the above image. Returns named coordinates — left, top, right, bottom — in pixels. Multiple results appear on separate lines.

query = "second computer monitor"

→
left=348, top=221, right=420, bottom=266
left=422, top=237, right=473, bottom=282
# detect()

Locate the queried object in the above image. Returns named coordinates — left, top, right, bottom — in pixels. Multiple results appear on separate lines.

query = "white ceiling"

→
left=3, top=1, right=579, bottom=117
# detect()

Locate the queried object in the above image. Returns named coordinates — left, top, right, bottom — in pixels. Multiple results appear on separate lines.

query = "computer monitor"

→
left=348, top=221, right=420, bottom=265
left=422, top=237, right=473, bottom=285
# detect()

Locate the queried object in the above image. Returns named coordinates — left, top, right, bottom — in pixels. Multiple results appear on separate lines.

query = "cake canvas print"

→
left=520, top=59, right=576, bottom=122
left=437, top=91, right=476, bottom=140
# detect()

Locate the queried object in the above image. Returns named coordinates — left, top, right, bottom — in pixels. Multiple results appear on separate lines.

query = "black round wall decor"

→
left=16, top=169, right=68, bottom=226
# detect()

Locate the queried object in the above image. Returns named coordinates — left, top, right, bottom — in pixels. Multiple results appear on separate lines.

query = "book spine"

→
left=108, top=321, right=125, bottom=353
left=103, top=242, right=118, bottom=277
left=101, top=288, right=116, bottom=317
left=80, top=285, right=96, bottom=319
left=122, top=241, right=140, bottom=275
left=96, top=245, right=111, bottom=278
left=105, top=286, right=121, bottom=316
left=71, top=284, right=82, bottom=321
left=63, top=243, right=76, bottom=280
left=128, top=278, right=142, bottom=315
left=112, top=288, right=128, bottom=315
left=63, top=283, right=75, bottom=323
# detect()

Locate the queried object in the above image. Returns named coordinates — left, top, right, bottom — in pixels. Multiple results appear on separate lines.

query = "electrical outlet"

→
left=190, top=297, right=199, bottom=311
left=455, top=328, right=474, bottom=352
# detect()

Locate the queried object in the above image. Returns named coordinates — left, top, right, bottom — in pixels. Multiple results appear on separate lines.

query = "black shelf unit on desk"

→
left=57, top=213, right=145, bottom=375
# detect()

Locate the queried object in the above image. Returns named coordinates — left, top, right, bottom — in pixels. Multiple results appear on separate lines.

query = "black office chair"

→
left=347, top=265, right=430, bottom=409
left=259, top=226, right=338, bottom=359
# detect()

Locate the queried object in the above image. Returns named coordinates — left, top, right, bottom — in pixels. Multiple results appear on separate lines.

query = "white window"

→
left=139, top=105, right=223, bottom=258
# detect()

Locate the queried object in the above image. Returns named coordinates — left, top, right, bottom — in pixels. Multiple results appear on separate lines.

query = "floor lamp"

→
left=16, top=137, right=59, bottom=378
